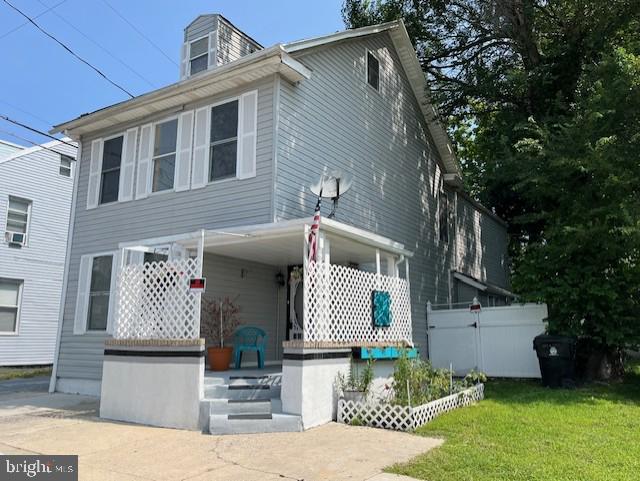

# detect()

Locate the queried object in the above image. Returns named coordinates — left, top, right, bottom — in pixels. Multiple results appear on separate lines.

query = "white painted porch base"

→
left=99, top=344, right=204, bottom=430
left=55, top=378, right=102, bottom=397
left=281, top=347, right=396, bottom=429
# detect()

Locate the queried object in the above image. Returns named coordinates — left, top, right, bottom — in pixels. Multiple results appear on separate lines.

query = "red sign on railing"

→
left=189, top=278, right=206, bottom=293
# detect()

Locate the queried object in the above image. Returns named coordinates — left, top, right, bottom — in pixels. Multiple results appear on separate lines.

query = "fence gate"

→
left=427, top=303, right=547, bottom=378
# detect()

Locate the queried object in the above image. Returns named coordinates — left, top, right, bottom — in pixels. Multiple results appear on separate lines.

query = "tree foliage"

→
left=343, top=1, right=640, bottom=352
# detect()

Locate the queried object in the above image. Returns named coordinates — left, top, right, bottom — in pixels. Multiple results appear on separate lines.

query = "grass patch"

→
left=388, top=364, right=640, bottom=481
left=0, top=366, right=52, bottom=381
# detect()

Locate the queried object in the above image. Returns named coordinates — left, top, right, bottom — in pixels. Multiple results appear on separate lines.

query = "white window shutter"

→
left=73, top=255, right=92, bottom=335
left=180, top=42, right=189, bottom=79
left=191, top=107, right=210, bottom=189
left=135, top=124, right=153, bottom=199
left=87, top=139, right=103, bottom=209
left=106, top=250, right=122, bottom=335
left=174, top=111, right=194, bottom=192
left=118, top=128, right=138, bottom=202
left=208, top=30, right=217, bottom=68
left=237, top=90, right=258, bottom=179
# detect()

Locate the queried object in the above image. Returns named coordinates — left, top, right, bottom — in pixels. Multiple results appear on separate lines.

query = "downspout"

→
left=49, top=139, right=81, bottom=393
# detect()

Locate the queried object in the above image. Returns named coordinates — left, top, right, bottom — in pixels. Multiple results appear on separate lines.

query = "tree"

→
left=343, top=1, right=640, bottom=376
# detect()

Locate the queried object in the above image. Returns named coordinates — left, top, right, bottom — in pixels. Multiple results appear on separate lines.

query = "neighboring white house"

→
left=0, top=139, right=24, bottom=160
left=49, top=15, right=512, bottom=433
left=0, top=139, right=76, bottom=365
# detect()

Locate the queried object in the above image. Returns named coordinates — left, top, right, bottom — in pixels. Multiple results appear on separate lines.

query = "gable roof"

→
left=284, top=20, right=460, bottom=177
left=51, top=19, right=459, bottom=176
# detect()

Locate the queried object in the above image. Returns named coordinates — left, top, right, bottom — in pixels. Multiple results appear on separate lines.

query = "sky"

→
left=0, top=0, right=344, bottom=147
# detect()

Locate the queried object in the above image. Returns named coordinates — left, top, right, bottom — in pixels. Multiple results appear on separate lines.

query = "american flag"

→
left=307, top=192, right=322, bottom=263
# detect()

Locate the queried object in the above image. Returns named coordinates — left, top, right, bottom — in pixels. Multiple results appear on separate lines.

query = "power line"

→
left=0, top=99, right=53, bottom=128
left=0, top=128, right=73, bottom=158
left=2, top=0, right=135, bottom=99
left=35, top=0, right=157, bottom=89
left=100, top=0, right=178, bottom=68
left=1, top=114, right=77, bottom=148
left=0, top=0, right=67, bottom=40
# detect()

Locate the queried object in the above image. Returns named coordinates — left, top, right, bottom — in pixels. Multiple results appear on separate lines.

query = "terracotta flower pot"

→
left=207, top=346, right=233, bottom=371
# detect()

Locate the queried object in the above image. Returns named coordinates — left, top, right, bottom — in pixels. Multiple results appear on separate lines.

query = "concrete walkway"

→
left=0, top=385, right=440, bottom=481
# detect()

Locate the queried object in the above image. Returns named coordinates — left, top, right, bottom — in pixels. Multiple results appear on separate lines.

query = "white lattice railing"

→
left=114, top=258, right=201, bottom=340
left=303, top=262, right=412, bottom=344
left=338, top=384, right=484, bottom=431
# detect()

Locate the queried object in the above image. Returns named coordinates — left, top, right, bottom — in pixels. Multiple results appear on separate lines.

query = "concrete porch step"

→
left=205, top=398, right=274, bottom=415
left=204, top=374, right=282, bottom=388
left=209, top=413, right=303, bottom=435
left=204, top=384, right=281, bottom=400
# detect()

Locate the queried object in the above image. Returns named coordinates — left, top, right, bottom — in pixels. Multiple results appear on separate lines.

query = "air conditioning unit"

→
left=5, top=231, right=25, bottom=247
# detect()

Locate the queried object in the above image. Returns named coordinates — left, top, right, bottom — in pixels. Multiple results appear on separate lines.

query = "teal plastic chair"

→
left=233, top=327, right=267, bottom=369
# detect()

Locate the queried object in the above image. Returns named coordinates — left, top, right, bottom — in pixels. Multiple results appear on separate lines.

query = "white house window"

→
left=6, top=196, right=30, bottom=243
left=87, top=255, right=113, bottom=331
left=100, top=136, right=123, bottom=204
left=0, top=278, right=22, bottom=333
left=367, top=51, right=379, bottom=90
left=152, top=119, right=178, bottom=192
left=209, top=100, right=239, bottom=181
left=59, top=154, right=72, bottom=177
left=439, top=192, right=449, bottom=243
left=189, top=37, right=209, bottom=75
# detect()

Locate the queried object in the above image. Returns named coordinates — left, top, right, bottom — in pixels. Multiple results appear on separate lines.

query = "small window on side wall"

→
left=367, top=51, right=380, bottom=90
left=60, top=154, right=73, bottom=177
left=0, top=278, right=22, bottom=334
left=190, top=37, right=209, bottom=75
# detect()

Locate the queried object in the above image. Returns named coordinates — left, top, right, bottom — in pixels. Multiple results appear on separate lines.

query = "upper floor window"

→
left=190, top=37, right=209, bottom=75
left=100, top=136, right=123, bottom=204
left=0, top=278, right=22, bottom=334
left=367, top=51, right=379, bottom=90
left=439, top=192, right=449, bottom=244
left=152, top=119, right=178, bottom=192
left=5, top=196, right=31, bottom=245
left=87, top=254, right=113, bottom=331
left=59, top=154, right=73, bottom=177
left=209, top=100, right=239, bottom=181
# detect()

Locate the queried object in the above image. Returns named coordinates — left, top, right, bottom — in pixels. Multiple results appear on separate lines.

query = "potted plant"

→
left=336, top=359, right=374, bottom=402
left=201, top=297, right=241, bottom=371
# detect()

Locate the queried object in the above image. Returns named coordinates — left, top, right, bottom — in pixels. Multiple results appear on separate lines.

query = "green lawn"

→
left=388, top=364, right=640, bottom=481
left=0, top=366, right=52, bottom=381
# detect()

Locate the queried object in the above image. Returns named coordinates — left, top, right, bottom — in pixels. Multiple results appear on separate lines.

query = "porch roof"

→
left=119, top=218, right=413, bottom=266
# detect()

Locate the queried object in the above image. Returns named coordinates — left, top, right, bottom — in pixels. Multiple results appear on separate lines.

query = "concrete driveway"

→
left=0, top=379, right=440, bottom=481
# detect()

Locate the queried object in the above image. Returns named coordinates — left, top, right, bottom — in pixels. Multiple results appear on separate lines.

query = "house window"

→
left=209, top=100, right=239, bottom=181
left=59, top=154, right=72, bottom=177
left=0, top=278, right=22, bottom=333
left=367, top=51, right=379, bottom=90
left=100, top=136, right=123, bottom=204
left=87, top=255, right=113, bottom=331
left=152, top=119, right=178, bottom=192
left=6, top=196, right=31, bottom=243
left=189, top=37, right=209, bottom=75
left=439, top=192, right=449, bottom=243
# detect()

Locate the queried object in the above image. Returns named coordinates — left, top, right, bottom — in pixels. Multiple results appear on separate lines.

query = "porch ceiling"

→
left=133, top=218, right=413, bottom=267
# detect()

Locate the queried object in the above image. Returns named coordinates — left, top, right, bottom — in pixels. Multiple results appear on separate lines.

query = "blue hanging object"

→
left=372, top=290, right=392, bottom=327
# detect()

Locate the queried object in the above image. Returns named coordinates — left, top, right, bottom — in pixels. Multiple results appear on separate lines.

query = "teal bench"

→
left=233, top=326, right=267, bottom=369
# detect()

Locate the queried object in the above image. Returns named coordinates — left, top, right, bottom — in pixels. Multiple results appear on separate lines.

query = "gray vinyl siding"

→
left=56, top=78, right=275, bottom=381
left=276, top=33, right=453, bottom=356
left=454, top=194, right=509, bottom=288
left=202, top=253, right=287, bottom=363
left=0, top=144, right=75, bottom=365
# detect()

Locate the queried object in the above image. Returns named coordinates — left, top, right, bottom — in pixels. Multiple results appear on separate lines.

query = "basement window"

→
left=366, top=51, right=379, bottom=90
left=189, top=37, right=209, bottom=75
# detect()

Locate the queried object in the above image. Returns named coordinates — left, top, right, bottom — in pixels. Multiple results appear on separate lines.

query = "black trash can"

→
left=533, top=335, right=577, bottom=388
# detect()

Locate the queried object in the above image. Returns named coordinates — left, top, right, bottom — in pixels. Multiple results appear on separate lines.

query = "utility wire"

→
left=2, top=0, right=135, bottom=99
left=0, top=99, right=53, bottom=128
left=36, top=0, right=157, bottom=89
left=1, top=115, right=77, bottom=148
left=0, top=128, right=73, bottom=158
left=0, top=0, right=67, bottom=40
left=100, top=0, right=178, bottom=68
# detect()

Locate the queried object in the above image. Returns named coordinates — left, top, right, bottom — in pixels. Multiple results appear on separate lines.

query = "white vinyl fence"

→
left=427, top=303, right=548, bottom=378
